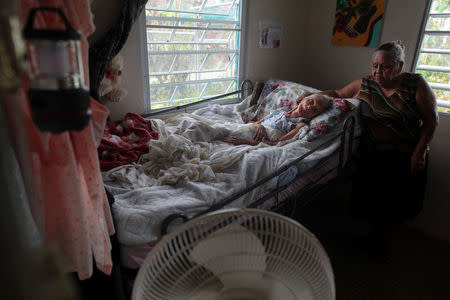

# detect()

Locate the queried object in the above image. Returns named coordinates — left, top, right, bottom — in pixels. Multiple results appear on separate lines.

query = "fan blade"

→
left=189, top=224, right=267, bottom=285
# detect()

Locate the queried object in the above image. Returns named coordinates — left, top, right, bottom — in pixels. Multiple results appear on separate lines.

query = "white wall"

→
left=104, top=20, right=147, bottom=121
left=242, top=0, right=309, bottom=83
left=299, top=0, right=428, bottom=90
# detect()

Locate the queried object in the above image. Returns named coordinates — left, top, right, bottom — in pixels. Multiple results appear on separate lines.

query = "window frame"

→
left=412, top=0, right=450, bottom=110
left=138, top=0, right=247, bottom=114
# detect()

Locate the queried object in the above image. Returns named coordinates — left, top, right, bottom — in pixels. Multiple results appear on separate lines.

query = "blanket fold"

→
left=98, top=113, right=159, bottom=171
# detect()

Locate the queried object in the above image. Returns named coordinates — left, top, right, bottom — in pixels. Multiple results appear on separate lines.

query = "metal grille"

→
left=144, top=0, right=242, bottom=110
left=414, top=0, right=450, bottom=109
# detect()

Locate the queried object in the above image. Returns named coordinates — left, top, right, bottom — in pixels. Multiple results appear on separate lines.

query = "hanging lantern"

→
left=23, top=7, right=90, bottom=133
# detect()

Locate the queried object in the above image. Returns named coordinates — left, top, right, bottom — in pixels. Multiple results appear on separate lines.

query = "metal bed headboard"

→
left=142, top=80, right=254, bottom=118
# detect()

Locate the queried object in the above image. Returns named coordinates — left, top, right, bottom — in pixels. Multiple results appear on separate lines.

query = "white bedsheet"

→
left=104, top=98, right=344, bottom=246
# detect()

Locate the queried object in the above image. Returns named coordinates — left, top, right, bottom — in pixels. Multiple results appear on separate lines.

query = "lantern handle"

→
left=23, top=7, right=80, bottom=40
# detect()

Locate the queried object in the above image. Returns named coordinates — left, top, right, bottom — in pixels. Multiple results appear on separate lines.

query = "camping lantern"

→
left=23, top=7, right=90, bottom=133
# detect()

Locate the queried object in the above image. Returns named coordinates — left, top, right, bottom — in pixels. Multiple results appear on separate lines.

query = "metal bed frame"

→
left=143, top=79, right=357, bottom=236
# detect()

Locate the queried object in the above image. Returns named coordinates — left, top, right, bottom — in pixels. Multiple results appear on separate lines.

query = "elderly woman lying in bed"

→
left=222, top=94, right=333, bottom=145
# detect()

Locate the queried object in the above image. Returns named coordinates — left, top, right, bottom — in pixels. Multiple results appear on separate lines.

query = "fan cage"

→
left=132, top=208, right=335, bottom=300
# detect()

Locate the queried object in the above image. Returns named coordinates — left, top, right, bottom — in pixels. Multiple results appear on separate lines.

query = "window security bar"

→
left=146, top=15, right=240, bottom=26
left=146, top=7, right=232, bottom=17
left=147, top=49, right=239, bottom=56
left=199, top=22, right=209, bottom=41
left=149, top=55, right=237, bottom=76
left=438, top=100, right=450, bottom=108
left=195, top=0, right=237, bottom=17
left=149, top=65, right=235, bottom=77
left=147, top=41, right=230, bottom=45
left=146, top=24, right=240, bottom=32
left=199, top=0, right=207, bottom=11
left=168, top=85, right=180, bottom=104
left=423, top=30, right=450, bottom=35
left=168, top=21, right=178, bottom=41
left=199, top=53, right=210, bottom=71
left=146, top=25, right=236, bottom=44
left=429, top=82, right=450, bottom=91
left=148, top=0, right=237, bottom=16
left=192, top=1, right=236, bottom=10
left=149, top=77, right=236, bottom=89
left=420, top=48, right=450, bottom=54
left=159, top=80, right=236, bottom=107
left=429, top=13, right=450, bottom=17
left=416, top=65, right=450, bottom=73
left=168, top=54, right=178, bottom=73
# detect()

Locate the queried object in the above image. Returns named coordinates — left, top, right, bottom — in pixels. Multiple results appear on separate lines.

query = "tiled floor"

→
left=324, top=227, right=450, bottom=300
left=296, top=182, right=450, bottom=300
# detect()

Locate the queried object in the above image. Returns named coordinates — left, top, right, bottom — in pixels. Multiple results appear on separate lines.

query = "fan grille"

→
left=132, top=209, right=335, bottom=300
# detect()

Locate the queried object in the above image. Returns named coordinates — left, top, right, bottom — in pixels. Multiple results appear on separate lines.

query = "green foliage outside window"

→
left=417, top=0, right=450, bottom=113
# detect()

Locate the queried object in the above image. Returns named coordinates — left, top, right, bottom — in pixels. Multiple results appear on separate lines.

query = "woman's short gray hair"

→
left=304, top=93, right=333, bottom=111
left=375, top=40, right=406, bottom=64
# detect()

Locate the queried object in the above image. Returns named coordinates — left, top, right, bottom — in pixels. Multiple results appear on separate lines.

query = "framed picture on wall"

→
left=331, top=0, right=387, bottom=47
left=259, top=21, right=282, bottom=49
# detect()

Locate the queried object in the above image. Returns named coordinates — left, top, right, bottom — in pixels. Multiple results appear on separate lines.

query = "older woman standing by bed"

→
left=222, top=93, right=333, bottom=146
left=297, top=40, right=439, bottom=258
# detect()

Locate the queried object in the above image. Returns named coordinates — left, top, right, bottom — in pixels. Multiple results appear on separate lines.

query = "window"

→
left=413, top=0, right=450, bottom=112
left=141, top=0, right=243, bottom=111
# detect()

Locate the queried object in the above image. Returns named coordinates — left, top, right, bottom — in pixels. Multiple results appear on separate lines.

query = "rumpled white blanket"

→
left=104, top=98, right=341, bottom=245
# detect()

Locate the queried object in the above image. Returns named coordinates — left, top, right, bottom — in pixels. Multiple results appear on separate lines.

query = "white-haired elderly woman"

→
left=222, top=93, right=333, bottom=146
left=297, top=40, right=439, bottom=260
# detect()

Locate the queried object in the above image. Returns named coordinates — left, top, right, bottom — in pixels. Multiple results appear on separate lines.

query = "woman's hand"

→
left=221, top=136, right=257, bottom=146
left=411, top=149, right=427, bottom=173
left=253, top=124, right=268, bottom=142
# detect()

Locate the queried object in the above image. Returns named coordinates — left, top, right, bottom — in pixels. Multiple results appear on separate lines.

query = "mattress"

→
left=104, top=83, right=361, bottom=253
left=119, top=149, right=344, bottom=269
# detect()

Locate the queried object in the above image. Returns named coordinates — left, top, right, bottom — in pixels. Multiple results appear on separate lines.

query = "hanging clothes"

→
left=2, top=0, right=115, bottom=280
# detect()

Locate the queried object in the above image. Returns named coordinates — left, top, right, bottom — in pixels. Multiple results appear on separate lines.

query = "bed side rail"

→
left=161, top=115, right=356, bottom=236
left=142, top=80, right=253, bottom=118
left=338, top=115, right=356, bottom=179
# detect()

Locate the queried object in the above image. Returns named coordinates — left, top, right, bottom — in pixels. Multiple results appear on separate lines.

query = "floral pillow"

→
left=304, top=98, right=355, bottom=142
left=241, top=81, right=310, bottom=123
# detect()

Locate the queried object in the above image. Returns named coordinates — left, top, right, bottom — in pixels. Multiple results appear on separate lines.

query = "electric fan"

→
left=132, top=208, right=335, bottom=300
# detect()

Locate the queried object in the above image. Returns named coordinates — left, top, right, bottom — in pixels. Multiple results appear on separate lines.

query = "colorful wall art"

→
left=331, top=0, right=386, bottom=47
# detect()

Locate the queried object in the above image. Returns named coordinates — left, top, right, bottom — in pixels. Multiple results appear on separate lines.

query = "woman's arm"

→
left=411, top=74, right=439, bottom=173
left=222, top=123, right=307, bottom=146
left=277, top=122, right=307, bottom=142
left=322, top=78, right=362, bottom=98
left=220, top=136, right=258, bottom=146
left=262, top=123, right=307, bottom=146
left=296, top=78, right=362, bottom=104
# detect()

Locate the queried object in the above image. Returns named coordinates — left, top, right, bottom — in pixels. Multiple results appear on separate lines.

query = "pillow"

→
left=259, top=79, right=286, bottom=100
left=240, top=80, right=311, bottom=123
left=304, top=98, right=355, bottom=142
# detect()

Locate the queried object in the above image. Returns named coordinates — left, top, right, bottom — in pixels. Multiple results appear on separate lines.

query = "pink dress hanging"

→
left=3, top=0, right=115, bottom=279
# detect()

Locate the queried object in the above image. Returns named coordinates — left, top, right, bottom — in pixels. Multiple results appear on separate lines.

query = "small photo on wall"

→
left=259, top=21, right=282, bottom=48
left=331, top=0, right=386, bottom=47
